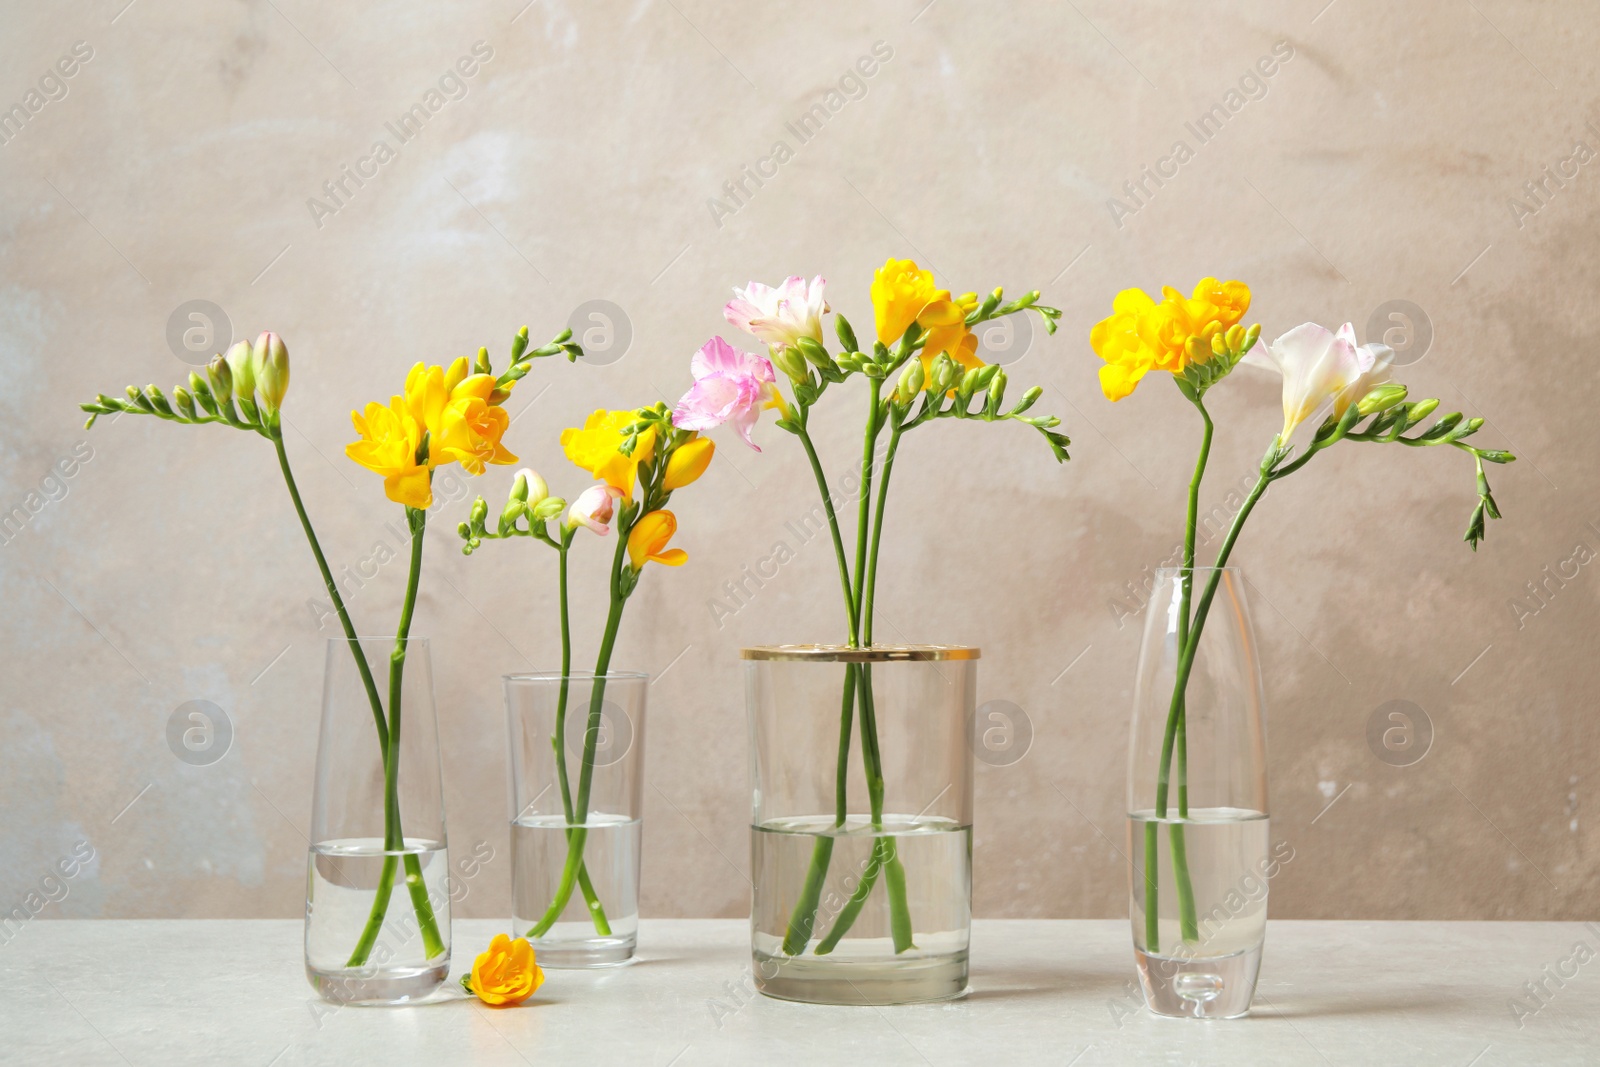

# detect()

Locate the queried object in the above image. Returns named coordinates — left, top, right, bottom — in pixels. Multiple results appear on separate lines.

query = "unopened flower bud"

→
left=771, top=344, right=808, bottom=383
left=1211, top=331, right=1228, bottom=356
left=1224, top=324, right=1246, bottom=353
left=795, top=336, right=832, bottom=370
left=252, top=332, right=290, bottom=412
left=930, top=353, right=957, bottom=396
left=173, top=386, right=196, bottom=419
left=224, top=340, right=256, bottom=400
left=470, top=496, right=489, bottom=526
left=512, top=468, right=549, bottom=505
left=475, top=346, right=491, bottom=376
left=1186, top=335, right=1211, bottom=365
left=1409, top=397, right=1439, bottom=422
left=1356, top=383, right=1408, bottom=416
left=206, top=354, right=233, bottom=401
left=896, top=359, right=925, bottom=401
left=1242, top=323, right=1261, bottom=353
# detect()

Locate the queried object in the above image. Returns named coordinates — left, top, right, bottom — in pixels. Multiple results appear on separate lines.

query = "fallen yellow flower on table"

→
left=460, top=933, right=544, bottom=1006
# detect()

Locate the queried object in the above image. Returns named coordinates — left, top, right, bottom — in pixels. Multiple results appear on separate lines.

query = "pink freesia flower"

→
left=724, top=276, right=829, bottom=350
left=565, top=483, right=622, bottom=535
left=1243, top=322, right=1394, bottom=441
left=671, top=337, right=785, bottom=451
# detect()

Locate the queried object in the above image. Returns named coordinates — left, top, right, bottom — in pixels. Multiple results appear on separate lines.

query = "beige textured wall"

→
left=2, top=0, right=1596, bottom=924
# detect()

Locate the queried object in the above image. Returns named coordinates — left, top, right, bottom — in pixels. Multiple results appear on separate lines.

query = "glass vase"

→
left=1127, top=567, right=1268, bottom=1019
left=744, top=645, right=976, bottom=1006
left=505, top=671, right=647, bottom=967
left=305, top=637, right=451, bottom=1004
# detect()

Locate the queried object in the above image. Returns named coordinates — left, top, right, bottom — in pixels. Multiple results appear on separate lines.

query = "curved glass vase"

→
left=305, top=637, right=451, bottom=1004
left=1127, top=568, right=1269, bottom=1019
left=744, top=644, right=976, bottom=1006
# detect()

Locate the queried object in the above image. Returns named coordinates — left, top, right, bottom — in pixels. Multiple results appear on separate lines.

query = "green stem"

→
left=550, top=531, right=610, bottom=936
left=818, top=419, right=915, bottom=953
left=795, top=420, right=858, bottom=635
left=1156, top=400, right=1213, bottom=950
left=1154, top=469, right=1274, bottom=838
left=780, top=414, right=862, bottom=956
left=347, top=504, right=445, bottom=965
left=527, top=527, right=630, bottom=939
left=271, top=430, right=386, bottom=754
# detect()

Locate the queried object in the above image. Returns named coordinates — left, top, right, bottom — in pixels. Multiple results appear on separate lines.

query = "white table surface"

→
left=4, top=919, right=1596, bottom=1065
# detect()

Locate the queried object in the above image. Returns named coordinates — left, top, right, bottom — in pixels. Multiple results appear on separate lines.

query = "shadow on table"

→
left=966, top=966, right=1134, bottom=1002
left=1253, top=991, right=1464, bottom=1019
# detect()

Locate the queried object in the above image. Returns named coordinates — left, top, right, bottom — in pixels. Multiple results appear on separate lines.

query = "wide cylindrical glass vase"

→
left=505, top=671, right=647, bottom=967
left=1128, top=568, right=1268, bottom=1019
left=306, top=637, right=451, bottom=1004
left=744, top=645, right=976, bottom=1006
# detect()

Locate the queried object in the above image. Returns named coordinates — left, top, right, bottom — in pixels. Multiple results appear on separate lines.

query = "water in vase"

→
left=304, top=837, right=451, bottom=1003
left=512, top=812, right=640, bottom=967
left=1127, top=807, right=1275, bottom=1018
left=751, top=813, right=972, bottom=1005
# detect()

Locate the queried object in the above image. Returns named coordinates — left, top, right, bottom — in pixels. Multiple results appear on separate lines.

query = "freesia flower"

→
left=663, top=436, right=715, bottom=489
left=670, top=337, right=785, bottom=451
left=566, top=483, right=622, bottom=535
left=463, top=933, right=543, bottom=1006
left=345, top=398, right=431, bottom=508
left=403, top=358, right=517, bottom=475
left=724, top=276, right=828, bottom=350
left=627, top=509, right=688, bottom=569
left=1243, top=322, right=1395, bottom=441
left=871, top=258, right=982, bottom=365
left=560, top=409, right=656, bottom=496
left=1090, top=278, right=1250, bottom=401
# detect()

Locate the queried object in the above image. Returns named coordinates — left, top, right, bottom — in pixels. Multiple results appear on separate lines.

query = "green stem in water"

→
left=780, top=415, right=861, bottom=956
left=818, top=419, right=915, bottom=953
left=550, top=530, right=610, bottom=936
left=1150, top=464, right=1274, bottom=952
left=527, top=526, right=630, bottom=939
left=348, top=504, right=445, bottom=966
left=1149, top=399, right=1213, bottom=951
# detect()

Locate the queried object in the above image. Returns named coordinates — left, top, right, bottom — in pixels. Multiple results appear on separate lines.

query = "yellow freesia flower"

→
left=345, top=397, right=432, bottom=509
left=402, top=358, right=517, bottom=475
left=560, top=409, right=656, bottom=497
left=465, top=933, right=543, bottom=1007
left=663, top=436, right=714, bottom=490
left=872, top=258, right=980, bottom=356
left=627, top=509, right=687, bottom=570
left=1090, top=278, right=1250, bottom=401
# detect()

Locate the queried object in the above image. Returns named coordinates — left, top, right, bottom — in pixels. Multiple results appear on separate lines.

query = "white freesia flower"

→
left=1243, top=322, right=1394, bottom=441
left=723, top=275, right=829, bottom=350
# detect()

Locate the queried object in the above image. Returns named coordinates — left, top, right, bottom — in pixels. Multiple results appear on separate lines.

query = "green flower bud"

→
left=930, top=353, right=957, bottom=396
left=988, top=370, right=1007, bottom=411
left=224, top=340, right=256, bottom=401
left=470, top=496, right=489, bottom=526
left=206, top=354, right=233, bottom=401
left=795, top=336, right=832, bottom=370
left=457, top=522, right=472, bottom=541
left=1356, top=383, right=1408, bottom=416
left=1242, top=323, right=1261, bottom=354
left=1408, top=397, right=1440, bottom=423
left=475, top=346, right=491, bottom=376
left=895, top=359, right=925, bottom=403
left=252, top=332, right=290, bottom=412
left=771, top=344, right=808, bottom=384
left=1224, top=324, right=1246, bottom=353
left=511, top=326, right=530, bottom=363
left=834, top=314, right=859, bottom=355
left=173, top=386, right=197, bottom=420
